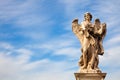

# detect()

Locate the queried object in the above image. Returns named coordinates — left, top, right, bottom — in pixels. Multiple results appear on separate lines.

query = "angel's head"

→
left=84, top=12, right=92, bottom=21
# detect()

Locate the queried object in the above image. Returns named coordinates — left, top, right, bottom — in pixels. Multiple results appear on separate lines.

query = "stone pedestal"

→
left=74, top=73, right=106, bottom=80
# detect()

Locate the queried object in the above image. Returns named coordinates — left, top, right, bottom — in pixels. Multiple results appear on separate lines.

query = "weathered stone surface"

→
left=74, top=73, right=106, bottom=80
left=72, top=12, right=107, bottom=73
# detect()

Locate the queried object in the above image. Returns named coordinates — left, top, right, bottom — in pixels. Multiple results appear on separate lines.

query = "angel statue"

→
left=72, top=12, right=106, bottom=73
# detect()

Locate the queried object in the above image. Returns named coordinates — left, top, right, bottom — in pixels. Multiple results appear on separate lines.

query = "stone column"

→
left=74, top=73, right=106, bottom=80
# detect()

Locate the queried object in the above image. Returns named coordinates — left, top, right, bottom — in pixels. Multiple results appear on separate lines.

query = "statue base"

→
left=74, top=73, right=106, bottom=80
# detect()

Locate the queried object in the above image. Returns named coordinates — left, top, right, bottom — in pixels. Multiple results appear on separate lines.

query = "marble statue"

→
left=72, top=12, right=106, bottom=73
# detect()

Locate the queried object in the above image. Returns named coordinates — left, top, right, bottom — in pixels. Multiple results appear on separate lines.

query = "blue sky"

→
left=0, top=0, right=120, bottom=80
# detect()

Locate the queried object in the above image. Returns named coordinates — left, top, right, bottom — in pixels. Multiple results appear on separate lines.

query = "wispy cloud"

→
left=0, top=0, right=54, bottom=27
left=27, top=33, right=80, bottom=58
left=104, top=34, right=120, bottom=48
left=0, top=0, right=55, bottom=42
left=0, top=52, right=75, bottom=80
left=100, top=46, right=120, bottom=67
left=59, top=0, right=91, bottom=18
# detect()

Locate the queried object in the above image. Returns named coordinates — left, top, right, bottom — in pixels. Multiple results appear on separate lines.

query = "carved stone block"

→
left=74, top=73, right=106, bottom=80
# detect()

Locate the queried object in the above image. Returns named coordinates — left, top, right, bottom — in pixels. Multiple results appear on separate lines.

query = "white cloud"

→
left=0, top=42, right=13, bottom=50
left=14, top=48, right=32, bottom=64
left=0, top=41, right=77, bottom=80
left=0, top=0, right=54, bottom=27
left=90, top=0, right=120, bottom=29
left=59, top=0, right=91, bottom=17
left=99, top=46, right=120, bottom=80
left=104, top=34, right=120, bottom=48
left=100, top=46, right=120, bottom=68
left=23, top=59, right=77, bottom=80
left=53, top=47, right=80, bottom=58
left=0, top=53, right=21, bottom=79
left=0, top=52, right=76, bottom=80
left=0, top=0, right=55, bottom=41
left=27, top=33, right=81, bottom=58
left=93, top=0, right=120, bottom=14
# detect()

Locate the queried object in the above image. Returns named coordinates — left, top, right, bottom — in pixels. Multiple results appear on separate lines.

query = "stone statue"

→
left=72, top=12, right=106, bottom=73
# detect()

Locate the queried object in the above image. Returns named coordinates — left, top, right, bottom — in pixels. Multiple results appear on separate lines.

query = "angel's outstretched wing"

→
left=101, top=23, right=107, bottom=40
left=72, top=19, right=79, bottom=34
left=72, top=19, right=83, bottom=44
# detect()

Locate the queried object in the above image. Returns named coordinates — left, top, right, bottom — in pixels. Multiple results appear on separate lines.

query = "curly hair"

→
left=84, top=12, right=92, bottom=21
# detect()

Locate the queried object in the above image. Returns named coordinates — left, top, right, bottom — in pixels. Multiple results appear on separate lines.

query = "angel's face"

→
left=85, top=14, right=91, bottom=21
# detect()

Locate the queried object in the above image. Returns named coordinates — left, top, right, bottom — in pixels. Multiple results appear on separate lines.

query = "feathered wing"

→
left=97, top=23, right=107, bottom=55
left=101, top=23, right=107, bottom=40
left=72, top=19, right=83, bottom=42
left=72, top=19, right=79, bottom=34
left=72, top=19, right=84, bottom=66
